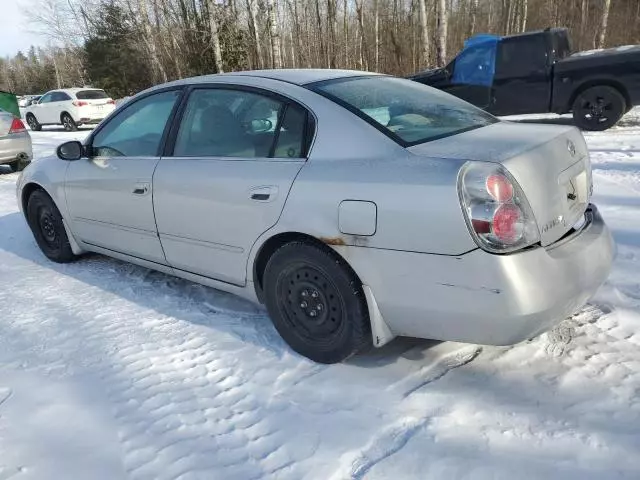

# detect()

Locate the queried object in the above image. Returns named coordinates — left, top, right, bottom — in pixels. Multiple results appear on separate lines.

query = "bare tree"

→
left=468, top=0, right=479, bottom=37
left=374, top=0, right=380, bottom=70
left=268, top=0, right=283, bottom=68
left=597, top=0, right=612, bottom=49
left=418, top=0, right=429, bottom=68
left=137, top=0, right=167, bottom=83
left=436, top=0, right=447, bottom=66
left=207, top=0, right=224, bottom=72
left=247, top=0, right=263, bottom=68
left=354, top=0, right=367, bottom=69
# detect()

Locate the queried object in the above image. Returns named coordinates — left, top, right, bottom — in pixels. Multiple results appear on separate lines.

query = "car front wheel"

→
left=263, top=241, right=371, bottom=363
left=26, top=190, right=76, bottom=263
left=572, top=86, right=626, bottom=131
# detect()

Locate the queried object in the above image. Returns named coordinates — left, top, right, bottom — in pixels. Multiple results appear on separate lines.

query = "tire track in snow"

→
left=388, top=342, right=482, bottom=397
left=333, top=418, right=428, bottom=480
left=0, top=256, right=315, bottom=480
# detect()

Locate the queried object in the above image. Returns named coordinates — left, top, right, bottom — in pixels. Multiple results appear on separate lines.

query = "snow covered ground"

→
left=1, top=115, right=640, bottom=480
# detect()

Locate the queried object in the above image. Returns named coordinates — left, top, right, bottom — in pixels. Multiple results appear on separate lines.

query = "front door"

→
left=32, top=92, right=54, bottom=124
left=491, top=35, right=552, bottom=116
left=153, top=86, right=312, bottom=286
left=442, top=39, right=497, bottom=109
left=65, top=89, right=182, bottom=263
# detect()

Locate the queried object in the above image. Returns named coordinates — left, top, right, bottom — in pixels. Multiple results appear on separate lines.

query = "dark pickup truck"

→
left=410, top=28, right=640, bottom=130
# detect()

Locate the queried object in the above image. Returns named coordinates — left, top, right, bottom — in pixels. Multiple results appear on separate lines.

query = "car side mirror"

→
left=57, top=141, right=83, bottom=161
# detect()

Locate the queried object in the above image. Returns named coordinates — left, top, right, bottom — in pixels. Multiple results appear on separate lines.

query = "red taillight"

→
left=9, top=118, right=26, bottom=133
left=73, top=100, right=88, bottom=107
left=486, top=174, right=513, bottom=202
left=107, top=99, right=115, bottom=105
left=459, top=162, right=539, bottom=253
left=492, top=204, right=523, bottom=243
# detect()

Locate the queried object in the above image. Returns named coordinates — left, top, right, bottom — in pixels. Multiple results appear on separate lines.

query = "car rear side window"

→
left=310, top=76, right=497, bottom=146
left=172, top=88, right=309, bottom=159
left=77, top=90, right=109, bottom=100
left=50, top=92, right=71, bottom=102
left=91, top=90, right=180, bottom=157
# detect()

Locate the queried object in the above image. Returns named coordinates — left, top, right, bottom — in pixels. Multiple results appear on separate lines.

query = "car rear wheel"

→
left=26, top=113, right=41, bottom=131
left=26, top=190, right=76, bottom=263
left=263, top=241, right=371, bottom=363
left=61, top=113, right=78, bottom=132
left=572, top=86, right=626, bottom=131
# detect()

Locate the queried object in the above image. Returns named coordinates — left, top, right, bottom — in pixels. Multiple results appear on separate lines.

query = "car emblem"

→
left=567, top=140, right=576, bottom=157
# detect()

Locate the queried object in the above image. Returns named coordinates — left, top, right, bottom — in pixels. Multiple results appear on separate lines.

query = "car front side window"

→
left=38, top=93, right=52, bottom=104
left=172, top=88, right=308, bottom=159
left=91, top=90, right=181, bottom=157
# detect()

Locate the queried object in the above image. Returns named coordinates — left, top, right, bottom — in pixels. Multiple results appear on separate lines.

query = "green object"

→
left=0, top=90, right=20, bottom=118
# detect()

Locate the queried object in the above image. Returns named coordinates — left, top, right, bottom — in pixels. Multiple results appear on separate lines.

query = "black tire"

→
left=61, top=113, right=78, bottom=132
left=9, top=157, right=30, bottom=172
left=263, top=241, right=371, bottom=363
left=572, top=86, right=626, bottom=131
left=26, top=190, right=76, bottom=263
left=26, top=113, right=41, bottom=131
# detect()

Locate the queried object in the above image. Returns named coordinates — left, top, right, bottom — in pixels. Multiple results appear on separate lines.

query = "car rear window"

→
left=76, top=90, right=109, bottom=100
left=310, top=76, right=498, bottom=146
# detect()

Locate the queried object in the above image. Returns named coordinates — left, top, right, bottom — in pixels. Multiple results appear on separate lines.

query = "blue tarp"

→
left=452, top=34, right=500, bottom=87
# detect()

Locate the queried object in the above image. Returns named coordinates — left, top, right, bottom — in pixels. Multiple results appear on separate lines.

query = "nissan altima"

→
left=16, top=69, right=614, bottom=363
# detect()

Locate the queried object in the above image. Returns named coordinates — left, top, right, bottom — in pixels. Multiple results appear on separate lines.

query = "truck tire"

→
left=572, top=86, right=626, bottom=131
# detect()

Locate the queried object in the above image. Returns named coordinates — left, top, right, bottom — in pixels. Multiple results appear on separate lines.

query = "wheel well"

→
left=252, top=232, right=362, bottom=303
left=60, top=111, right=72, bottom=122
left=568, top=80, right=630, bottom=112
left=21, top=183, right=45, bottom=214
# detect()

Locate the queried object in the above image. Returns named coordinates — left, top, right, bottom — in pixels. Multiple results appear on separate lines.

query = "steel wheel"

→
left=277, top=264, right=347, bottom=348
left=263, top=241, right=371, bottom=364
left=26, top=190, right=76, bottom=263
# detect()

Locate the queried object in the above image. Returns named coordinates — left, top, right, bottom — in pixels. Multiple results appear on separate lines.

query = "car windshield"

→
left=311, top=76, right=498, bottom=146
left=76, top=90, right=109, bottom=100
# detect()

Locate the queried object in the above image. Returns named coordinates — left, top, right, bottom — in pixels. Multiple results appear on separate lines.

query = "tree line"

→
left=1, top=0, right=639, bottom=98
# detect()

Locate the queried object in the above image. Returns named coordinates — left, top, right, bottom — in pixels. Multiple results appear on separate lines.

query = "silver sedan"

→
left=0, top=111, right=31, bottom=172
left=16, top=70, right=614, bottom=363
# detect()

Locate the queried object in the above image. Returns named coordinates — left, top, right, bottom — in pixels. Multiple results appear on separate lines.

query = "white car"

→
left=24, top=88, right=116, bottom=132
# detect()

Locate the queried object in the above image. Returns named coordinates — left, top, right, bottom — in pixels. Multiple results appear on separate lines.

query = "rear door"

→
left=65, top=88, right=182, bottom=262
left=492, top=35, right=552, bottom=115
left=49, top=91, right=72, bottom=124
left=153, top=86, right=312, bottom=286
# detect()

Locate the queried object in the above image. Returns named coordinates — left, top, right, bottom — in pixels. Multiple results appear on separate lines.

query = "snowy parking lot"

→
left=1, top=114, right=640, bottom=479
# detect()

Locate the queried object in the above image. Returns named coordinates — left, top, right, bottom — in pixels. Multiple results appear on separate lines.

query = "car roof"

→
left=176, top=69, right=381, bottom=86
left=47, top=87, right=105, bottom=94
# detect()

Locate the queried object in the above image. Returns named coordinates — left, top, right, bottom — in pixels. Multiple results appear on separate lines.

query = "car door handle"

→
left=250, top=186, right=278, bottom=202
left=132, top=182, right=150, bottom=196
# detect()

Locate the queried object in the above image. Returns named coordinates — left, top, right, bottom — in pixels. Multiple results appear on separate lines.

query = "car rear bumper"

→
left=0, top=132, right=32, bottom=164
left=344, top=204, right=614, bottom=346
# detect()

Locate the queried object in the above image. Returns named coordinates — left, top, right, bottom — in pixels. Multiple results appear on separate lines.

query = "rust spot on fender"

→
left=318, top=236, right=347, bottom=246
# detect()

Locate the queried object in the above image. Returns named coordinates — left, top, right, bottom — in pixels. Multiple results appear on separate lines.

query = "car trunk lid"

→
left=408, top=122, right=592, bottom=247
